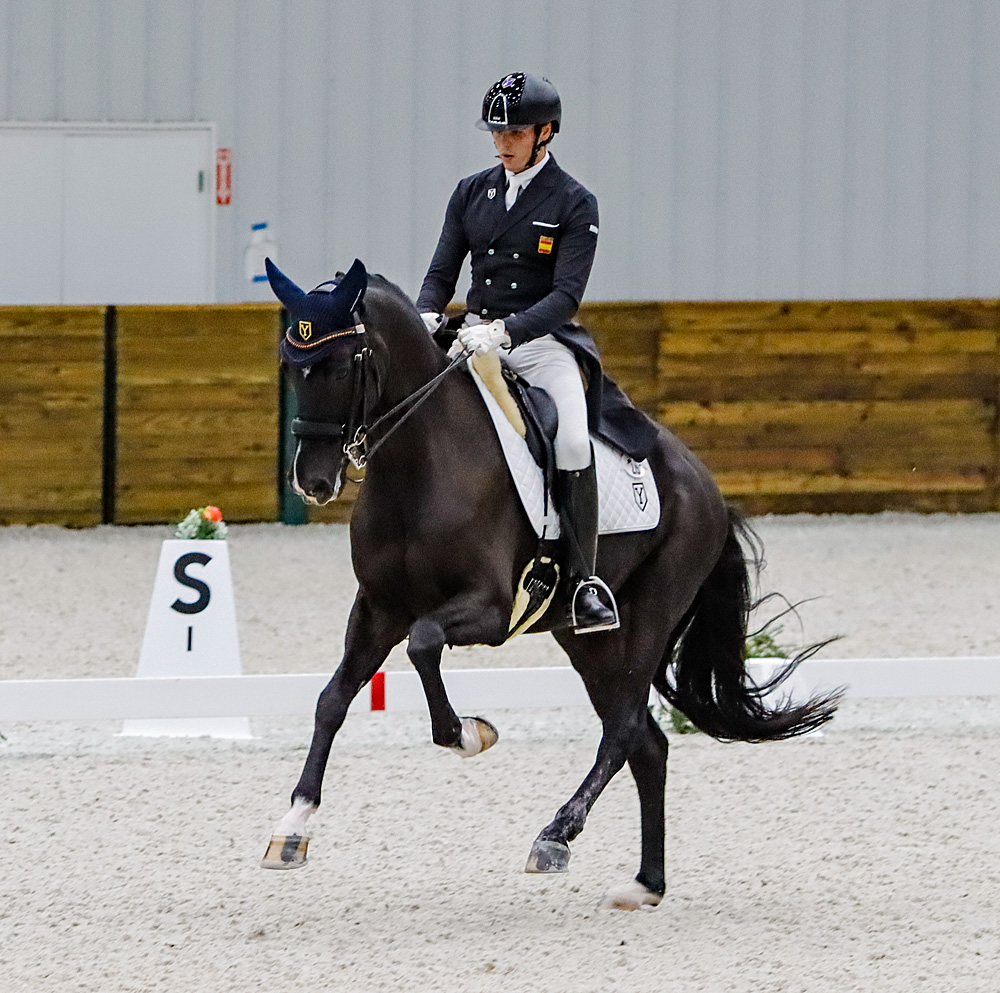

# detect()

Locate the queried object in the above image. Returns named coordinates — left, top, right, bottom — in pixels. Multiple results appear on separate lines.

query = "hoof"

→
left=449, top=716, right=499, bottom=758
left=260, top=834, right=309, bottom=870
left=524, top=839, right=571, bottom=873
left=598, top=878, right=664, bottom=911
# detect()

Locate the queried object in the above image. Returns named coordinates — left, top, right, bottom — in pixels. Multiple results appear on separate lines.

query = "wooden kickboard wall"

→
left=585, top=299, right=1000, bottom=514
left=115, top=305, right=282, bottom=524
left=2, top=300, right=998, bottom=525
left=0, top=307, right=106, bottom=526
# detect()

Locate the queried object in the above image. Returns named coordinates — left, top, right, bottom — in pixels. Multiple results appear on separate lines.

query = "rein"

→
left=290, top=326, right=471, bottom=475
left=345, top=346, right=471, bottom=470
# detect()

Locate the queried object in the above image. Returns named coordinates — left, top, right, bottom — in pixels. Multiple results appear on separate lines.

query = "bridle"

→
left=289, top=323, right=471, bottom=480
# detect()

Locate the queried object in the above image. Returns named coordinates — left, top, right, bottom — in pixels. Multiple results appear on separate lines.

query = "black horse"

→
left=260, top=260, right=840, bottom=910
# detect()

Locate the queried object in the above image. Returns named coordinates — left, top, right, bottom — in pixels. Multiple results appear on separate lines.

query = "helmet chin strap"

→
left=527, top=124, right=554, bottom=168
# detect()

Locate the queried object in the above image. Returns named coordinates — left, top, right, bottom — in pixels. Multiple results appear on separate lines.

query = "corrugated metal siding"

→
left=1, top=0, right=998, bottom=303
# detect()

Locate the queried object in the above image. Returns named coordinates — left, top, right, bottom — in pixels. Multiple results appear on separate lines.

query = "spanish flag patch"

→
left=538, top=235, right=554, bottom=254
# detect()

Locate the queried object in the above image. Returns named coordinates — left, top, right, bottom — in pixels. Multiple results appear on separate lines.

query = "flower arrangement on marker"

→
left=174, top=505, right=228, bottom=540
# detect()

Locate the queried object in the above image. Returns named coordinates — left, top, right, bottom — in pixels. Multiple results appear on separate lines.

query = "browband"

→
left=283, top=322, right=366, bottom=351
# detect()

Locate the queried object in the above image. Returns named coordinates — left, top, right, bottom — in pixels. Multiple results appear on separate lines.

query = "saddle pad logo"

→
left=632, top=482, right=648, bottom=512
left=298, top=320, right=312, bottom=341
left=538, top=235, right=554, bottom=254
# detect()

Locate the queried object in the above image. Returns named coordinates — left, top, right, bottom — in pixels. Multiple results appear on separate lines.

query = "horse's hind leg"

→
left=524, top=669, right=651, bottom=875
left=407, top=616, right=499, bottom=757
left=598, top=710, right=668, bottom=910
left=261, top=593, right=401, bottom=869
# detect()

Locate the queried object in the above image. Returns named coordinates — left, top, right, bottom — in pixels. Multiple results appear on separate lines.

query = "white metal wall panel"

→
left=1, top=0, right=998, bottom=303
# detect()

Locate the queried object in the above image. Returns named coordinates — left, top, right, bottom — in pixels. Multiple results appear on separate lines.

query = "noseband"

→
left=290, top=326, right=470, bottom=477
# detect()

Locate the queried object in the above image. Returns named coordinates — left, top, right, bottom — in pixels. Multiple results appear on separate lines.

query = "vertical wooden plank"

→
left=59, top=0, right=103, bottom=120
left=7, top=0, right=58, bottom=120
left=801, top=0, right=849, bottom=298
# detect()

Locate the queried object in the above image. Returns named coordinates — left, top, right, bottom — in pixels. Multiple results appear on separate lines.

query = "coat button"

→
left=485, top=278, right=491, bottom=285
left=511, top=282, right=517, bottom=289
left=513, top=253, right=519, bottom=259
left=481, top=308, right=488, bottom=315
left=488, top=249, right=495, bottom=255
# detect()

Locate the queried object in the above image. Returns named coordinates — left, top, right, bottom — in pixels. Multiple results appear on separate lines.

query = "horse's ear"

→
left=331, top=258, right=367, bottom=313
left=265, top=258, right=306, bottom=307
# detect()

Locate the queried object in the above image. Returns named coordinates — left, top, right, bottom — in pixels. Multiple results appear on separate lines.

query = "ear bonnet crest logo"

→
left=298, top=321, right=312, bottom=341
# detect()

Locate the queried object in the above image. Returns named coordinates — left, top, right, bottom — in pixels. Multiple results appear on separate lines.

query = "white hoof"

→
left=598, top=879, right=664, bottom=911
left=449, top=717, right=499, bottom=758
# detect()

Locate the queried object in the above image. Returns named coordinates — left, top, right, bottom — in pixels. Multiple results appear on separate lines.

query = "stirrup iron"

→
left=570, top=575, right=620, bottom=633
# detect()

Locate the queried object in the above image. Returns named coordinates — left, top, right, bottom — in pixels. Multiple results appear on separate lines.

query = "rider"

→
left=416, top=72, right=618, bottom=634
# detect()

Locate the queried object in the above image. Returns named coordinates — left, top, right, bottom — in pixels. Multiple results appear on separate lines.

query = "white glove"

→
left=457, top=319, right=510, bottom=355
left=420, top=312, right=445, bottom=335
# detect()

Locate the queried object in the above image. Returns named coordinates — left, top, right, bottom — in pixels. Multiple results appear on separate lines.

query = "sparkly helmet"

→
left=476, top=72, right=562, bottom=133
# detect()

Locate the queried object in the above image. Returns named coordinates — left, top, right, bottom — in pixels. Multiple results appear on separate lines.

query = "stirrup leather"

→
left=570, top=576, right=621, bottom=633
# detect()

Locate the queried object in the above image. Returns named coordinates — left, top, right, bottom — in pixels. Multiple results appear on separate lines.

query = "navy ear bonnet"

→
left=266, top=257, right=368, bottom=367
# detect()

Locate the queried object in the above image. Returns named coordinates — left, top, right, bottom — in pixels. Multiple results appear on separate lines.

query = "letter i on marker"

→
left=187, top=626, right=193, bottom=651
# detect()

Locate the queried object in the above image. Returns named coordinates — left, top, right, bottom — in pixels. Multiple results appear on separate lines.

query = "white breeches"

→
left=501, top=335, right=592, bottom=471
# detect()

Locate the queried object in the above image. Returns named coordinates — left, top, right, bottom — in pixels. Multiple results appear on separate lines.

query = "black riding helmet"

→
left=475, top=72, right=562, bottom=133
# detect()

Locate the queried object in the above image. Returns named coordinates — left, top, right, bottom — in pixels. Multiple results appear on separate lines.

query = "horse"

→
left=260, top=258, right=841, bottom=910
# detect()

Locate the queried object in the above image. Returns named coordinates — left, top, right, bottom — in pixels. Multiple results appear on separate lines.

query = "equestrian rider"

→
left=416, top=72, right=618, bottom=634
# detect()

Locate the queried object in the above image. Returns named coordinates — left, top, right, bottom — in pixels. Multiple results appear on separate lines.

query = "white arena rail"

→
left=1, top=658, right=1000, bottom=723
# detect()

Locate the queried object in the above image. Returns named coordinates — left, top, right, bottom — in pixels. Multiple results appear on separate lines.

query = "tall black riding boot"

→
left=557, top=461, right=620, bottom=634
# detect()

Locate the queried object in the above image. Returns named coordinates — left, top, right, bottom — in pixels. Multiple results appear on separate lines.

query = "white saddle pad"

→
left=468, top=361, right=661, bottom=539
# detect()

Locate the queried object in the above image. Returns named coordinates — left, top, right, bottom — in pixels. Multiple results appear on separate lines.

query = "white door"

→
left=0, top=126, right=215, bottom=304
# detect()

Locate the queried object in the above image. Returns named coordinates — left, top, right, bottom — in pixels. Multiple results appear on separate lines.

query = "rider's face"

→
left=492, top=124, right=552, bottom=173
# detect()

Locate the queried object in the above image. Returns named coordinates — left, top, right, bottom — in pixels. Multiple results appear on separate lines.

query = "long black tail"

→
left=653, top=507, right=842, bottom=742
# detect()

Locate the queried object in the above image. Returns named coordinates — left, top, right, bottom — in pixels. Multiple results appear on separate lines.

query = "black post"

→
left=101, top=305, right=117, bottom=524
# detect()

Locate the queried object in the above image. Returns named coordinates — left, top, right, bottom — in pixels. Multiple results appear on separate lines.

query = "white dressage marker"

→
left=121, top=539, right=250, bottom=739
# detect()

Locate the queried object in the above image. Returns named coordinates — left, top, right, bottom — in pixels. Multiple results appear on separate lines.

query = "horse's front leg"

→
left=261, top=593, right=402, bottom=869
left=407, top=614, right=499, bottom=758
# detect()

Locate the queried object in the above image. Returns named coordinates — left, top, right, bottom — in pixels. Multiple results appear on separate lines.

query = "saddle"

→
left=469, top=352, right=562, bottom=637
left=438, top=326, right=661, bottom=638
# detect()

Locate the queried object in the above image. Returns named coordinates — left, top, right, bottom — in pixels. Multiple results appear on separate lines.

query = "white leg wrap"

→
left=273, top=797, right=316, bottom=837
left=598, top=879, right=663, bottom=911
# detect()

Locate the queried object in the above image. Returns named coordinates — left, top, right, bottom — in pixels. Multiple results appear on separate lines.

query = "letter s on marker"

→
left=171, top=552, right=212, bottom=615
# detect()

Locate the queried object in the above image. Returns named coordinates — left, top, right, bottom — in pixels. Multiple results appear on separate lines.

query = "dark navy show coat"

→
left=416, top=156, right=659, bottom=460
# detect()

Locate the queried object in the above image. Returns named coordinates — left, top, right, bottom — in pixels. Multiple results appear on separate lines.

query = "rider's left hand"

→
left=457, top=319, right=510, bottom=355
